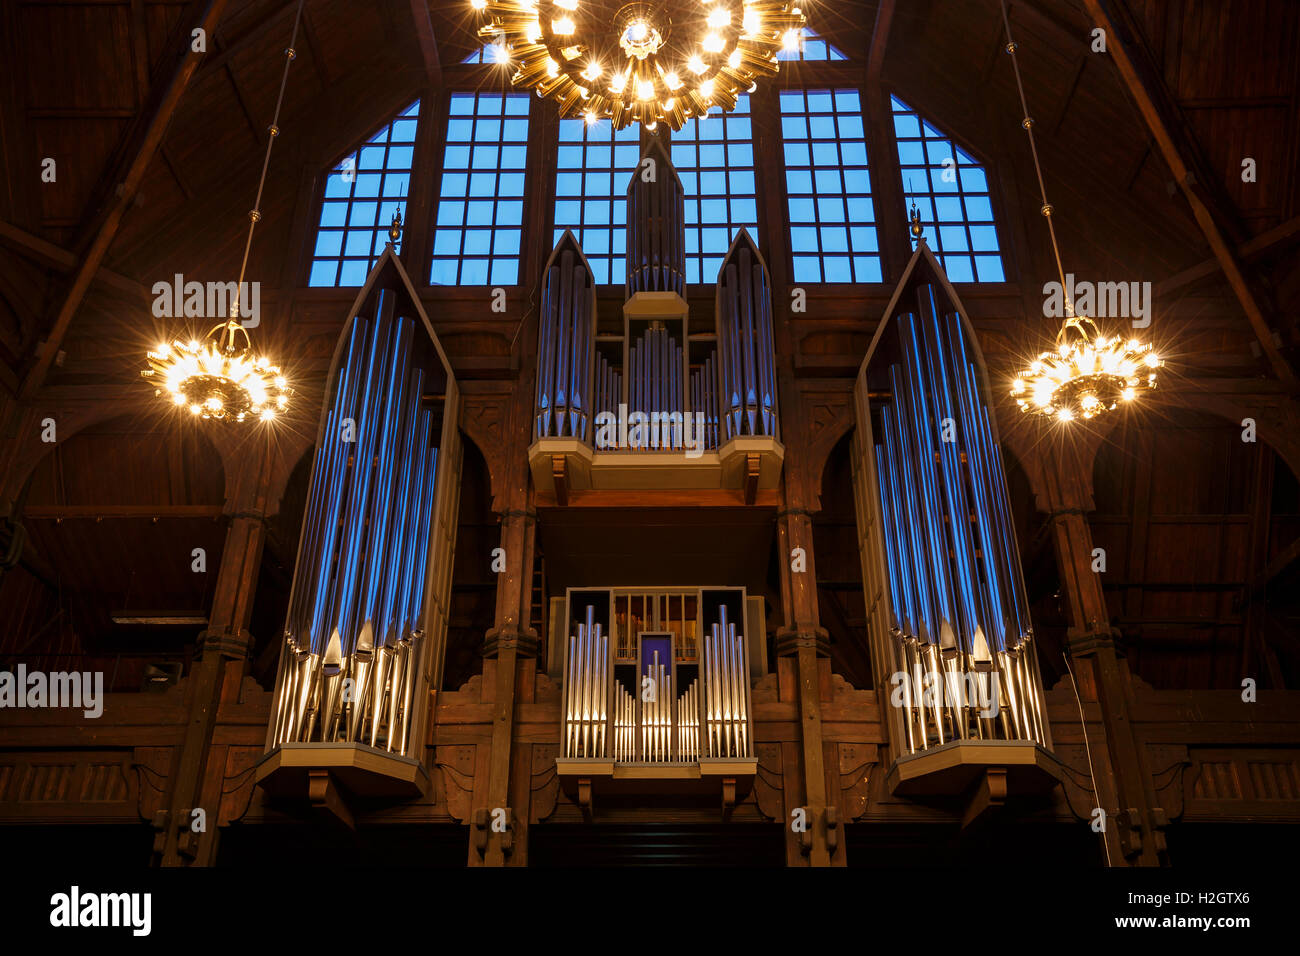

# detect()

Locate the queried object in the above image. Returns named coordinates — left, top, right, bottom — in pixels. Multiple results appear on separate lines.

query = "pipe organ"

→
left=853, top=245, right=1052, bottom=783
left=531, top=146, right=778, bottom=461
left=561, top=588, right=753, bottom=764
left=262, top=252, right=460, bottom=796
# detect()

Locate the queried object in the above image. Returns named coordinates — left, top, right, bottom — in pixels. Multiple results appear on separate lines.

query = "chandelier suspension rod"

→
left=999, top=0, right=1074, bottom=319
left=232, top=0, right=308, bottom=317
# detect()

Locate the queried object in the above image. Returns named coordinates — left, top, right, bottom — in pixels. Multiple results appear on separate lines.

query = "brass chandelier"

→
left=141, top=0, right=303, bottom=422
left=999, top=0, right=1161, bottom=423
left=470, top=0, right=807, bottom=130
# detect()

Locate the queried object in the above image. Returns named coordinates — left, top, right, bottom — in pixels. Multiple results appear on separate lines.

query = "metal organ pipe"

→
left=625, top=141, right=685, bottom=297
left=715, top=234, right=778, bottom=441
left=535, top=239, right=594, bottom=442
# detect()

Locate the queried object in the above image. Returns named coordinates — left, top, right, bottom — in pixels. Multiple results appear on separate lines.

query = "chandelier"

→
left=471, top=0, right=807, bottom=130
left=141, top=0, right=305, bottom=421
left=1011, top=315, right=1160, bottom=422
left=143, top=322, right=289, bottom=422
left=999, top=0, right=1160, bottom=422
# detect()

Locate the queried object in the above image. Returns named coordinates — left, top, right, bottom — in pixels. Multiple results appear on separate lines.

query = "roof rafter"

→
left=1081, top=0, right=1298, bottom=390
left=20, top=0, right=233, bottom=399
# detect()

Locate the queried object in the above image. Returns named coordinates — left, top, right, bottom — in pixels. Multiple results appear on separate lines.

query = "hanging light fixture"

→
left=999, top=0, right=1161, bottom=423
left=471, top=1, right=806, bottom=130
left=141, top=0, right=303, bottom=422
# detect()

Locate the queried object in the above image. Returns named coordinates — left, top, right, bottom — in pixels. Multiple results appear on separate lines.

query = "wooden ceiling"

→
left=1, top=0, right=1298, bottom=392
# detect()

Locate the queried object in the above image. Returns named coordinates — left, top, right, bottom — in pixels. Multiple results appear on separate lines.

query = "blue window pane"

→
left=943, top=257, right=974, bottom=282
left=463, top=231, right=491, bottom=255
left=441, top=173, right=468, bottom=197
left=430, top=259, right=458, bottom=285
left=853, top=257, right=883, bottom=282
left=461, top=259, right=490, bottom=284
left=433, top=231, right=461, bottom=256
left=314, top=232, right=343, bottom=257
left=550, top=115, right=640, bottom=286
left=793, top=257, right=821, bottom=282
left=824, top=257, right=852, bottom=282
left=437, top=201, right=465, bottom=227
left=975, top=255, right=1005, bottom=282
left=308, top=260, right=338, bottom=286
left=319, top=202, right=347, bottom=227
left=338, top=260, right=368, bottom=286
left=892, top=95, right=1004, bottom=281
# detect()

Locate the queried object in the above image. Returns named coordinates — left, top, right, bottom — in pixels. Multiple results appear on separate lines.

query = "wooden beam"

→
left=24, top=504, right=225, bottom=520
left=409, top=0, right=441, bottom=78
left=866, top=0, right=895, bottom=82
left=0, top=219, right=150, bottom=300
left=1156, top=215, right=1300, bottom=295
left=1081, top=0, right=1298, bottom=390
left=20, top=0, right=232, bottom=399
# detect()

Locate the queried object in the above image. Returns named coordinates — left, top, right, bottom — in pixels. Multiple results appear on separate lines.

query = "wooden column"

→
left=158, top=432, right=276, bottom=867
left=775, top=474, right=834, bottom=866
left=473, top=381, right=539, bottom=866
left=1028, top=437, right=1166, bottom=865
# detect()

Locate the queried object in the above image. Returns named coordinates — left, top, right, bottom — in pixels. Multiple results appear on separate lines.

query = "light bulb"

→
left=703, top=32, right=724, bottom=53
left=707, top=8, right=731, bottom=28
left=637, top=79, right=655, bottom=100
left=552, top=16, right=575, bottom=35
left=687, top=55, right=706, bottom=74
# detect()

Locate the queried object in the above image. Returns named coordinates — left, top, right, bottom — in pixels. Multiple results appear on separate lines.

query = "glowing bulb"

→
left=584, top=110, right=598, bottom=125
left=582, top=60, right=602, bottom=81
left=782, top=28, right=801, bottom=51
left=743, top=9, right=761, bottom=33
left=637, top=79, right=655, bottom=99
left=525, top=20, right=542, bottom=42
left=1145, top=353, right=1161, bottom=367
left=489, top=42, right=509, bottom=64
left=707, top=8, right=731, bottom=28
left=471, top=0, right=487, bottom=9
left=703, top=32, right=724, bottom=53
left=687, top=55, right=706, bottom=74
left=546, top=57, right=559, bottom=76
left=552, top=16, right=575, bottom=35
left=700, top=78, right=715, bottom=98
left=555, top=0, right=578, bottom=8
left=1057, top=407, right=1073, bottom=422
left=727, top=49, right=742, bottom=68
left=664, top=70, right=682, bottom=90
left=663, top=98, right=675, bottom=111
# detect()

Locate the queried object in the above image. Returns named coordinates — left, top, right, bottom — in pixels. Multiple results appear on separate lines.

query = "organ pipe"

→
left=563, top=605, right=608, bottom=758
left=626, top=138, right=685, bottom=297
left=715, top=231, right=778, bottom=441
left=536, top=233, right=594, bottom=441
left=870, top=283, right=1049, bottom=753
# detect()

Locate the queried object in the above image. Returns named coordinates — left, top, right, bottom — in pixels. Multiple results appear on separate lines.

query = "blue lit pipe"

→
left=898, top=312, right=959, bottom=647
left=875, top=439, right=906, bottom=636
left=298, top=316, right=367, bottom=649
left=330, top=295, right=395, bottom=656
left=882, top=413, right=919, bottom=640
left=379, top=368, right=424, bottom=647
left=940, top=314, right=1007, bottom=652
left=888, top=363, right=940, bottom=646
left=353, top=317, right=413, bottom=646
left=917, top=289, right=983, bottom=655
